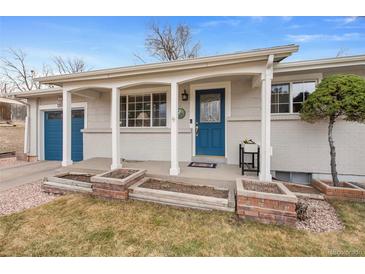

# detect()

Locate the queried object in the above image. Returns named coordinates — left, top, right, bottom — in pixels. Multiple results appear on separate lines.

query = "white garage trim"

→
left=38, top=102, right=87, bottom=161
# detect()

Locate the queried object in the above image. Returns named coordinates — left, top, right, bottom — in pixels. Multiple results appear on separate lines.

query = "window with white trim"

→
left=271, top=83, right=290, bottom=113
left=271, top=80, right=316, bottom=114
left=120, top=93, right=167, bottom=127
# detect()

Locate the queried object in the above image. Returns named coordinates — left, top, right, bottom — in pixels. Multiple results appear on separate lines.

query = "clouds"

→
left=200, top=18, right=242, bottom=27
left=324, top=16, right=358, bottom=25
left=287, top=32, right=364, bottom=42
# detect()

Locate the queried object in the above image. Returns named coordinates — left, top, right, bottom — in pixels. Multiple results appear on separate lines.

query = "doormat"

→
left=188, top=162, right=217, bottom=168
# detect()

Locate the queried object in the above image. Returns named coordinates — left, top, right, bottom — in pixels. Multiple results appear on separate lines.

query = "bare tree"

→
left=0, top=79, right=10, bottom=94
left=0, top=48, right=90, bottom=93
left=145, top=23, right=200, bottom=61
left=53, top=56, right=89, bottom=74
left=336, top=48, right=349, bottom=57
left=0, top=48, right=44, bottom=92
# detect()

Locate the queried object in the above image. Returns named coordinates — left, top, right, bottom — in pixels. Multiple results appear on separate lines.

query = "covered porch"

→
left=36, top=45, right=299, bottom=183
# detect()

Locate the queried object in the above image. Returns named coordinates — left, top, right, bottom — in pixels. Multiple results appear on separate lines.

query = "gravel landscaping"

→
left=0, top=181, right=57, bottom=216
left=296, top=198, right=343, bottom=233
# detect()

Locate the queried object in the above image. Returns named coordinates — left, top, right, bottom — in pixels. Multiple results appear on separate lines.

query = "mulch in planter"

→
left=102, top=169, right=138, bottom=179
left=322, top=181, right=357, bottom=188
left=283, top=183, right=321, bottom=194
left=242, top=180, right=282, bottom=194
left=140, top=179, right=228, bottom=198
left=59, top=174, right=93, bottom=183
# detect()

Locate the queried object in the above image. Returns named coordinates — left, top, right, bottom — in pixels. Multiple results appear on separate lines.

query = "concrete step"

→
left=129, top=192, right=235, bottom=212
left=43, top=181, right=92, bottom=193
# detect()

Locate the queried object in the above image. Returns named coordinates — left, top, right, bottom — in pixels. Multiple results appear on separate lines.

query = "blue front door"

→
left=195, top=89, right=225, bottom=156
left=44, top=110, right=84, bottom=161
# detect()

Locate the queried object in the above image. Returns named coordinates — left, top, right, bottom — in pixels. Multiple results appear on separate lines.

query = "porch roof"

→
left=35, top=44, right=299, bottom=85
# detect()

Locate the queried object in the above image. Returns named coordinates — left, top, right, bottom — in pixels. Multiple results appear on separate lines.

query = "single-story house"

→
left=13, top=44, right=365, bottom=183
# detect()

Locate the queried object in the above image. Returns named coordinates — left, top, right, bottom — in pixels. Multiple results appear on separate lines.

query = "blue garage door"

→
left=44, top=110, right=84, bottom=161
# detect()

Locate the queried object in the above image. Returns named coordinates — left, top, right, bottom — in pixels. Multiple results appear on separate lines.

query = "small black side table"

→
left=239, top=143, right=260, bottom=176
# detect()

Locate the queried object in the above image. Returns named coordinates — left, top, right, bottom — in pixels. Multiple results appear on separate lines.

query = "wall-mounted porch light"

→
left=182, top=89, right=189, bottom=101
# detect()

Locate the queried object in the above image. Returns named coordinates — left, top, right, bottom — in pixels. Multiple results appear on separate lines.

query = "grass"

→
left=0, top=194, right=364, bottom=256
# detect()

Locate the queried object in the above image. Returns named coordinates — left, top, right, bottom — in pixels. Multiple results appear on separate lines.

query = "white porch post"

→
left=111, top=87, right=121, bottom=170
left=259, top=55, right=274, bottom=181
left=170, top=81, right=180, bottom=175
left=62, top=88, right=73, bottom=166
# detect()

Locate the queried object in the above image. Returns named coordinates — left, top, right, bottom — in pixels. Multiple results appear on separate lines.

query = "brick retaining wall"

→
left=236, top=179, right=298, bottom=226
left=312, top=179, right=365, bottom=202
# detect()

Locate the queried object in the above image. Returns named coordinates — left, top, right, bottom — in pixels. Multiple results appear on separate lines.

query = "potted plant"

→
left=242, top=138, right=258, bottom=153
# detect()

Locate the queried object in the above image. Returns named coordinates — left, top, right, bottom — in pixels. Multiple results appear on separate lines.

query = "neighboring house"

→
left=13, top=45, right=365, bottom=183
left=0, top=97, right=26, bottom=122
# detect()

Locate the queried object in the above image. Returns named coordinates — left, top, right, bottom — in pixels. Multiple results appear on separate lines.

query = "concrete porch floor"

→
left=65, top=157, right=257, bottom=192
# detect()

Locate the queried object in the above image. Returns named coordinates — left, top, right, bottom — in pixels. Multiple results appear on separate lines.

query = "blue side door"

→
left=44, top=110, right=84, bottom=161
left=195, top=89, right=225, bottom=156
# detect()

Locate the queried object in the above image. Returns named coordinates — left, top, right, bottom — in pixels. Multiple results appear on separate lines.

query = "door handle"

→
left=195, top=122, right=199, bottom=136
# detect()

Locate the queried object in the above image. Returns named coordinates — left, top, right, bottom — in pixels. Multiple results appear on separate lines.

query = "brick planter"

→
left=236, top=178, right=298, bottom=226
left=90, top=168, right=146, bottom=200
left=312, top=179, right=365, bottom=202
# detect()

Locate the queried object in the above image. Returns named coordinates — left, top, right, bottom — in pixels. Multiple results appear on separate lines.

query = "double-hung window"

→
left=271, top=80, right=316, bottom=114
left=120, top=93, right=167, bottom=127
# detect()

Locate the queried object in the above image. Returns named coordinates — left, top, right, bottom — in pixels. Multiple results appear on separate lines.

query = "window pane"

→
left=143, top=119, right=150, bottom=127
left=279, top=104, right=289, bottom=113
left=200, top=93, right=221, bottom=122
left=136, top=96, right=142, bottom=102
left=271, top=104, right=278, bottom=113
left=151, top=93, right=167, bottom=127
left=160, top=118, right=166, bottom=126
left=271, top=84, right=289, bottom=113
left=279, top=93, right=289, bottom=103
left=136, top=119, right=143, bottom=127
left=293, top=103, right=302, bottom=113
left=153, top=94, right=159, bottom=101
left=136, top=103, right=143, bottom=110
left=292, top=81, right=316, bottom=112
left=271, top=94, right=278, bottom=104
left=119, top=96, right=127, bottom=127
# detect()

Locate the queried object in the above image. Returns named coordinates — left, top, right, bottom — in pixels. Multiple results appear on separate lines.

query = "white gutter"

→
left=274, top=54, right=365, bottom=73
left=35, top=45, right=299, bottom=84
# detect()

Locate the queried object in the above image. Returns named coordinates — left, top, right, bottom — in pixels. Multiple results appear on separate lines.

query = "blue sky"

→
left=1, top=16, right=365, bottom=70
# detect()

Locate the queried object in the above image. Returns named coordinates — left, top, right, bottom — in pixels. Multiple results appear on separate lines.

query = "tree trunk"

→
left=328, top=116, right=340, bottom=186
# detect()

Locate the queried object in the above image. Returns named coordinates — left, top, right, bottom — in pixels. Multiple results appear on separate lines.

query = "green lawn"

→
left=0, top=194, right=364, bottom=256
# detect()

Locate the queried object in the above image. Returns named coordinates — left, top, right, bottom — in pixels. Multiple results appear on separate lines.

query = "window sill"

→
left=271, top=113, right=301, bottom=120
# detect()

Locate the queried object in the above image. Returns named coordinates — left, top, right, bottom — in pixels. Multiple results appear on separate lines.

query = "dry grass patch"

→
left=0, top=195, right=364, bottom=256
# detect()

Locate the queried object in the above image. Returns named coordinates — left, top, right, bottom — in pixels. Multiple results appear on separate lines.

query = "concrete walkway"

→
left=0, top=161, right=62, bottom=192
